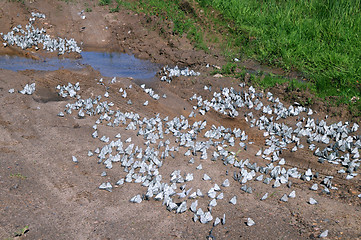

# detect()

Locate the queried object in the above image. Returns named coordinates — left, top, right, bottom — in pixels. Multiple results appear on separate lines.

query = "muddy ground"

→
left=0, top=1, right=360, bottom=239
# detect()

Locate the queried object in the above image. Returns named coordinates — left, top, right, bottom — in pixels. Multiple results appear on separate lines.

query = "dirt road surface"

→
left=0, top=1, right=360, bottom=239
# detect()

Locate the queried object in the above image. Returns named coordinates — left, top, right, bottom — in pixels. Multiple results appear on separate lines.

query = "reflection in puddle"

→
left=0, top=51, right=160, bottom=80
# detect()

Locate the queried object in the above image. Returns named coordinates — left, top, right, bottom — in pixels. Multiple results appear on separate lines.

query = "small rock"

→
left=213, top=73, right=223, bottom=78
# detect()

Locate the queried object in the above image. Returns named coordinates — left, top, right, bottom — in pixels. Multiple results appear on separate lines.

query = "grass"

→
left=14, top=226, right=29, bottom=237
left=198, top=0, right=361, bottom=103
left=99, top=0, right=111, bottom=6
left=59, top=0, right=75, bottom=3
left=84, top=2, right=92, bottom=12
left=220, top=62, right=237, bottom=75
left=4, top=225, right=29, bottom=239
left=213, top=63, right=314, bottom=94
left=269, top=190, right=278, bottom=198
left=7, top=0, right=25, bottom=3
left=10, top=173, right=27, bottom=179
left=111, top=0, right=208, bottom=50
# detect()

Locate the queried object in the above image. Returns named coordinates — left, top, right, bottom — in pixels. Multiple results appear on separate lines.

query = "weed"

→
left=59, top=0, right=74, bottom=3
left=306, top=97, right=314, bottom=106
left=109, top=5, right=119, bottom=12
left=269, top=191, right=278, bottom=198
left=210, top=69, right=220, bottom=76
left=221, top=62, right=237, bottom=75
left=14, top=226, right=29, bottom=237
left=287, top=80, right=297, bottom=92
left=10, top=173, right=27, bottom=179
left=349, top=99, right=361, bottom=118
left=85, top=7, right=92, bottom=12
left=115, top=0, right=132, bottom=9
left=8, top=0, right=24, bottom=3
left=99, top=0, right=111, bottom=6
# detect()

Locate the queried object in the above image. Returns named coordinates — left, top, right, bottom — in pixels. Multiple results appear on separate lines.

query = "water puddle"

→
left=0, top=51, right=160, bottom=80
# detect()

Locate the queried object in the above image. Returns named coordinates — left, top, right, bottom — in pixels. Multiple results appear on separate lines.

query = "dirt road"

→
left=0, top=1, right=360, bottom=239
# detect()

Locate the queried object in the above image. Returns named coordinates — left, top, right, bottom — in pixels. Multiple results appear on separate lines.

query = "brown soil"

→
left=0, top=1, right=360, bottom=240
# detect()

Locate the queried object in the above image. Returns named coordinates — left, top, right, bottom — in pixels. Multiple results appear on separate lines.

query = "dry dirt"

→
left=0, top=1, right=360, bottom=240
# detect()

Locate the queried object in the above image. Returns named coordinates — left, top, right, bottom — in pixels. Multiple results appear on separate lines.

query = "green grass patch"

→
left=250, top=72, right=314, bottom=93
left=99, top=0, right=111, bottom=6
left=109, top=5, right=120, bottom=12
left=114, top=0, right=208, bottom=51
left=221, top=62, right=237, bottom=75
left=197, top=0, right=361, bottom=104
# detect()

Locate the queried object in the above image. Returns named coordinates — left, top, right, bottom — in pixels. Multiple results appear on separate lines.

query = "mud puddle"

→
left=0, top=51, right=160, bottom=80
